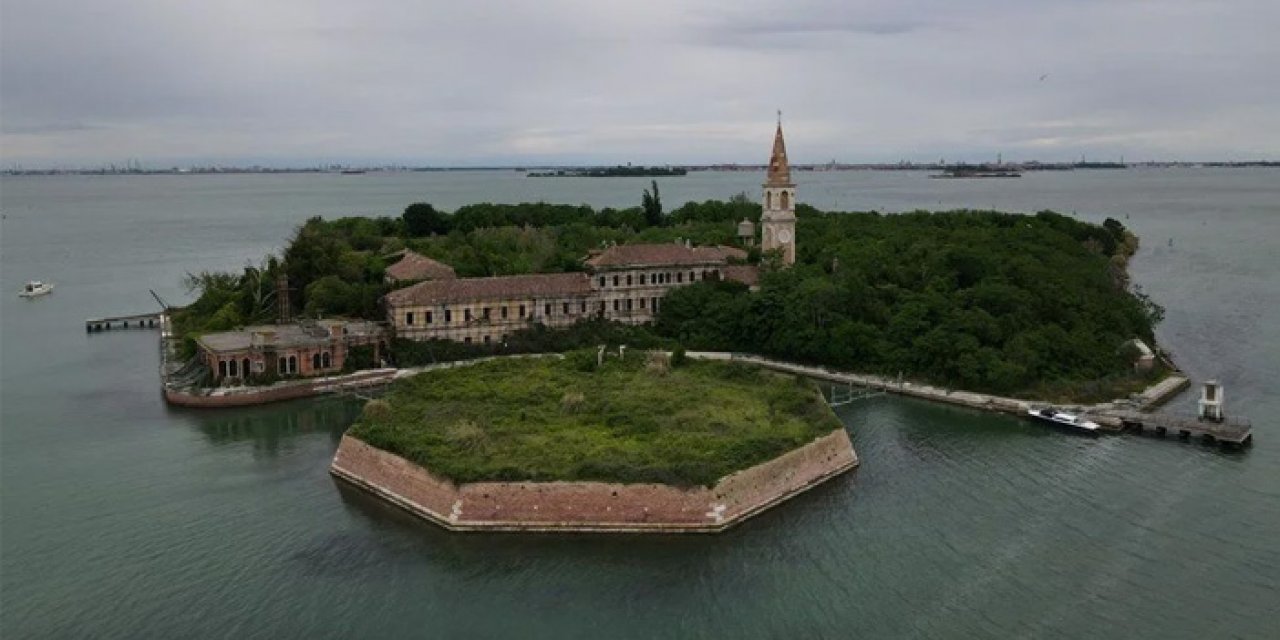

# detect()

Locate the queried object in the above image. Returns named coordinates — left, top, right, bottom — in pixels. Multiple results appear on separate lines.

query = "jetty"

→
left=86, top=312, right=162, bottom=331
left=1110, top=411, right=1252, bottom=446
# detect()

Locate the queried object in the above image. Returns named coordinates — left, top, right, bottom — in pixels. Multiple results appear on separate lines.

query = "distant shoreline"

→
left=5, top=161, right=1277, bottom=177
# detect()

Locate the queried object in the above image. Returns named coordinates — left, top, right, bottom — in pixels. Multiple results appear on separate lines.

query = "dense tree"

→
left=641, top=180, right=663, bottom=227
left=403, top=202, right=451, bottom=236
left=657, top=208, right=1158, bottom=394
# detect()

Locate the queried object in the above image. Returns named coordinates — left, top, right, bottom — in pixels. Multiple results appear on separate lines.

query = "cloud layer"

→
left=3, top=0, right=1277, bottom=166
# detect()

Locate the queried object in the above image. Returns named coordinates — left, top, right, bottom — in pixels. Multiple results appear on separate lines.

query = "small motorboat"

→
left=1027, top=406, right=1100, bottom=435
left=19, top=280, right=54, bottom=298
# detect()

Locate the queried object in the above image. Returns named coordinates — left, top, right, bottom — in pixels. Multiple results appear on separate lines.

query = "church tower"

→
left=760, top=115, right=797, bottom=265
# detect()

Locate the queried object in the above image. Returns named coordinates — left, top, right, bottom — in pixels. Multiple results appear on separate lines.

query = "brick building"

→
left=383, top=120, right=797, bottom=346
left=195, top=319, right=386, bottom=383
left=384, top=243, right=753, bottom=345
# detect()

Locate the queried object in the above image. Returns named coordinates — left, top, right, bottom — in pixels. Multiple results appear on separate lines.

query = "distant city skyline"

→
left=2, top=0, right=1277, bottom=168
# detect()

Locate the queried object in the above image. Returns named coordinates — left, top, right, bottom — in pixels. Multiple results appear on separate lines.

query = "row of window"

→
left=422, top=297, right=661, bottom=346
left=216, top=352, right=332, bottom=378
left=597, top=269, right=721, bottom=289
left=606, top=297, right=659, bottom=313
left=405, top=300, right=595, bottom=327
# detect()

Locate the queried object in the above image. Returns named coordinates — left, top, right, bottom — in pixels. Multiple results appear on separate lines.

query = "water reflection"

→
left=176, top=398, right=363, bottom=453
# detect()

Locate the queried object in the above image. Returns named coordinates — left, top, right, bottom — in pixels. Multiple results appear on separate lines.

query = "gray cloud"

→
left=1, top=0, right=1276, bottom=167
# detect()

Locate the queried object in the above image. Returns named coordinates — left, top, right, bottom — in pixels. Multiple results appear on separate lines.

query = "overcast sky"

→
left=2, top=0, right=1277, bottom=167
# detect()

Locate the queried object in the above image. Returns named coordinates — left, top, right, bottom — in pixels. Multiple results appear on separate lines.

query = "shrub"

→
left=446, top=420, right=490, bottom=453
left=561, top=391, right=586, bottom=413
left=671, top=346, right=687, bottom=368
left=361, top=399, right=392, bottom=423
left=645, top=351, right=671, bottom=376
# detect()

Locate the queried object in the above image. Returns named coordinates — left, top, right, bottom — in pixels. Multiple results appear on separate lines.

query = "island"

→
left=527, top=166, right=687, bottom=177
left=330, top=351, right=857, bottom=532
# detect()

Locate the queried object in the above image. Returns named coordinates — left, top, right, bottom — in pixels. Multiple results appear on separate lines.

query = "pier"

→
left=1110, top=411, right=1253, bottom=447
left=86, top=312, right=162, bottom=332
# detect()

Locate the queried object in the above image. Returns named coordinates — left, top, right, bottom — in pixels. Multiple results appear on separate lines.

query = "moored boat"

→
left=1027, top=406, right=1100, bottom=435
left=19, top=280, right=54, bottom=298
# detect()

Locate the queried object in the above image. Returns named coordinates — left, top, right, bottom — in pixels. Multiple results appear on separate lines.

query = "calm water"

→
left=2, top=170, right=1277, bottom=638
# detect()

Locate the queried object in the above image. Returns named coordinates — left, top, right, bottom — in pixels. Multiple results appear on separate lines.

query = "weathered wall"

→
left=330, top=429, right=857, bottom=533
left=165, top=369, right=397, bottom=408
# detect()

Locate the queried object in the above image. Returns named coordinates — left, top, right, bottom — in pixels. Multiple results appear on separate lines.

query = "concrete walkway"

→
left=685, top=351, right=1189, bottom=430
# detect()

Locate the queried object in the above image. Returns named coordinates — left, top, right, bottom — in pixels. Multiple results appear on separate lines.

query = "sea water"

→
left=2, top=169, right=1277, bottom=638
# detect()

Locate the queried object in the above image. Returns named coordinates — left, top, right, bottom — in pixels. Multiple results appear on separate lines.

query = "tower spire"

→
left=766, top=115, right=792, bottom=187
left=760, top=115, right=797, bottom=266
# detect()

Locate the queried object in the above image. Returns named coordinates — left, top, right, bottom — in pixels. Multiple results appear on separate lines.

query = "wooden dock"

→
left=86, top=313, right=162, bottom=332
left=1110, top=410, right=1253, bottom=447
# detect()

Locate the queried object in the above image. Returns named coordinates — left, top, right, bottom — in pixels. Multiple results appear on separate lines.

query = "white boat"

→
left=19, top=281, right=54, bottom=298
left=1027, top=406, right=1100, bottom=434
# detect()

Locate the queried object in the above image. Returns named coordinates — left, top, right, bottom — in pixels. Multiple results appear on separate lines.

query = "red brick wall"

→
left=330, top=429, right=857, bottom=533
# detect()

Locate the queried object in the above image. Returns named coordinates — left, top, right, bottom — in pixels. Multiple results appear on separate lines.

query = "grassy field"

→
left=348, top=351, right=843, bottom=487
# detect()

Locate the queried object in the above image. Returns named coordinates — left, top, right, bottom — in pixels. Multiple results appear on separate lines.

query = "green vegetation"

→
left=172, top=191, right=756, bottom=356
left=173, top=187, right=1160, bottom=401
left=389, top=319, right=672, bottom=367
left=348, top=353, right=841, bottom=487
left=658, top=209, right=1157, bottom=397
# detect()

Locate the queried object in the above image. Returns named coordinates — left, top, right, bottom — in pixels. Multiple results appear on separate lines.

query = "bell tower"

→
left=761, top=113, right=797, bottom=265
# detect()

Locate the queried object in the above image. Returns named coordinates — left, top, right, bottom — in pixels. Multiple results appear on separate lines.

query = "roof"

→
left=385, top=250, right=456, bottom=282
left=765, top=122, right=793, bottom=187
left=723, top=265, right=761, bottom=287
left=584, top=243, right=744, bottom=269
left=196, top=320, right=383, bottom=354
left=386, top=272, right=593, bottom=306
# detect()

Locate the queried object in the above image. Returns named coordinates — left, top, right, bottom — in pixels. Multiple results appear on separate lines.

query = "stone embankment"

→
left=330, top=429, right=858, bottom=533
left=684, top=351, right=1189, bottom=431
left=164, top=368, right=400, bottom=408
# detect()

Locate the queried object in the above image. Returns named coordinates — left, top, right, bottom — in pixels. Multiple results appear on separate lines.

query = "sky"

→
left=2, top=0, right=1277, bottom=168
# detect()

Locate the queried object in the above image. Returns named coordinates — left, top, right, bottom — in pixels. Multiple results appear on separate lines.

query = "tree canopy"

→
left=173, top=195, right=1159, bottom=398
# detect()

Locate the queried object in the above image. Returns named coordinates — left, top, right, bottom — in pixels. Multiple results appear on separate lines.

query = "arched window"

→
left=288, top=356, right=297, bottom=374
left=312, top=353, right=321, bottom=370
left=243, top=358, right=251, bottom=378
left=766, top=191, right=773, bottom=209
left=279, top=357, right=287, bottom=373
left=228, top=359, right=238, bottom=377
left=322, top=352, right=331, bottom=368
left=219, top=360, right=228, bottom=378
left=780, top=191, right=790, bottom=209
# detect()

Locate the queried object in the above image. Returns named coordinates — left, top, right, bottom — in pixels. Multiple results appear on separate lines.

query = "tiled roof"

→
left=386, top=272, right=592, bottom=306
left=723, top=265, right=761, bottom=287
left=385, top=250, right=457, bottom=282
left=585, top=243, right=744, bottom=269
left=196, top=320, right=383, bottom=354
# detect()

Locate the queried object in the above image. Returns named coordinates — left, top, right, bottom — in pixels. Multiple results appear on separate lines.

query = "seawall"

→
left=164, top=369, right=398, bottom=408
left=329, top=429, right=858, bottom=533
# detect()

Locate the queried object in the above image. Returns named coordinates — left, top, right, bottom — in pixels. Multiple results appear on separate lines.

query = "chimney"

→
left=276, top=274, right=291, bottom=324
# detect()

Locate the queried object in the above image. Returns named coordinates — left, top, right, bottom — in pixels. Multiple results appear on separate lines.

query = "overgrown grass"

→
left=348, top=351, right=842, bottom=487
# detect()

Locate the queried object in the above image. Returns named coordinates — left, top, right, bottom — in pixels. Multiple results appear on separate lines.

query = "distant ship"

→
left=340, top=169, right=367, bottom=175
left=930, top=165, right=1021, bottom=179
